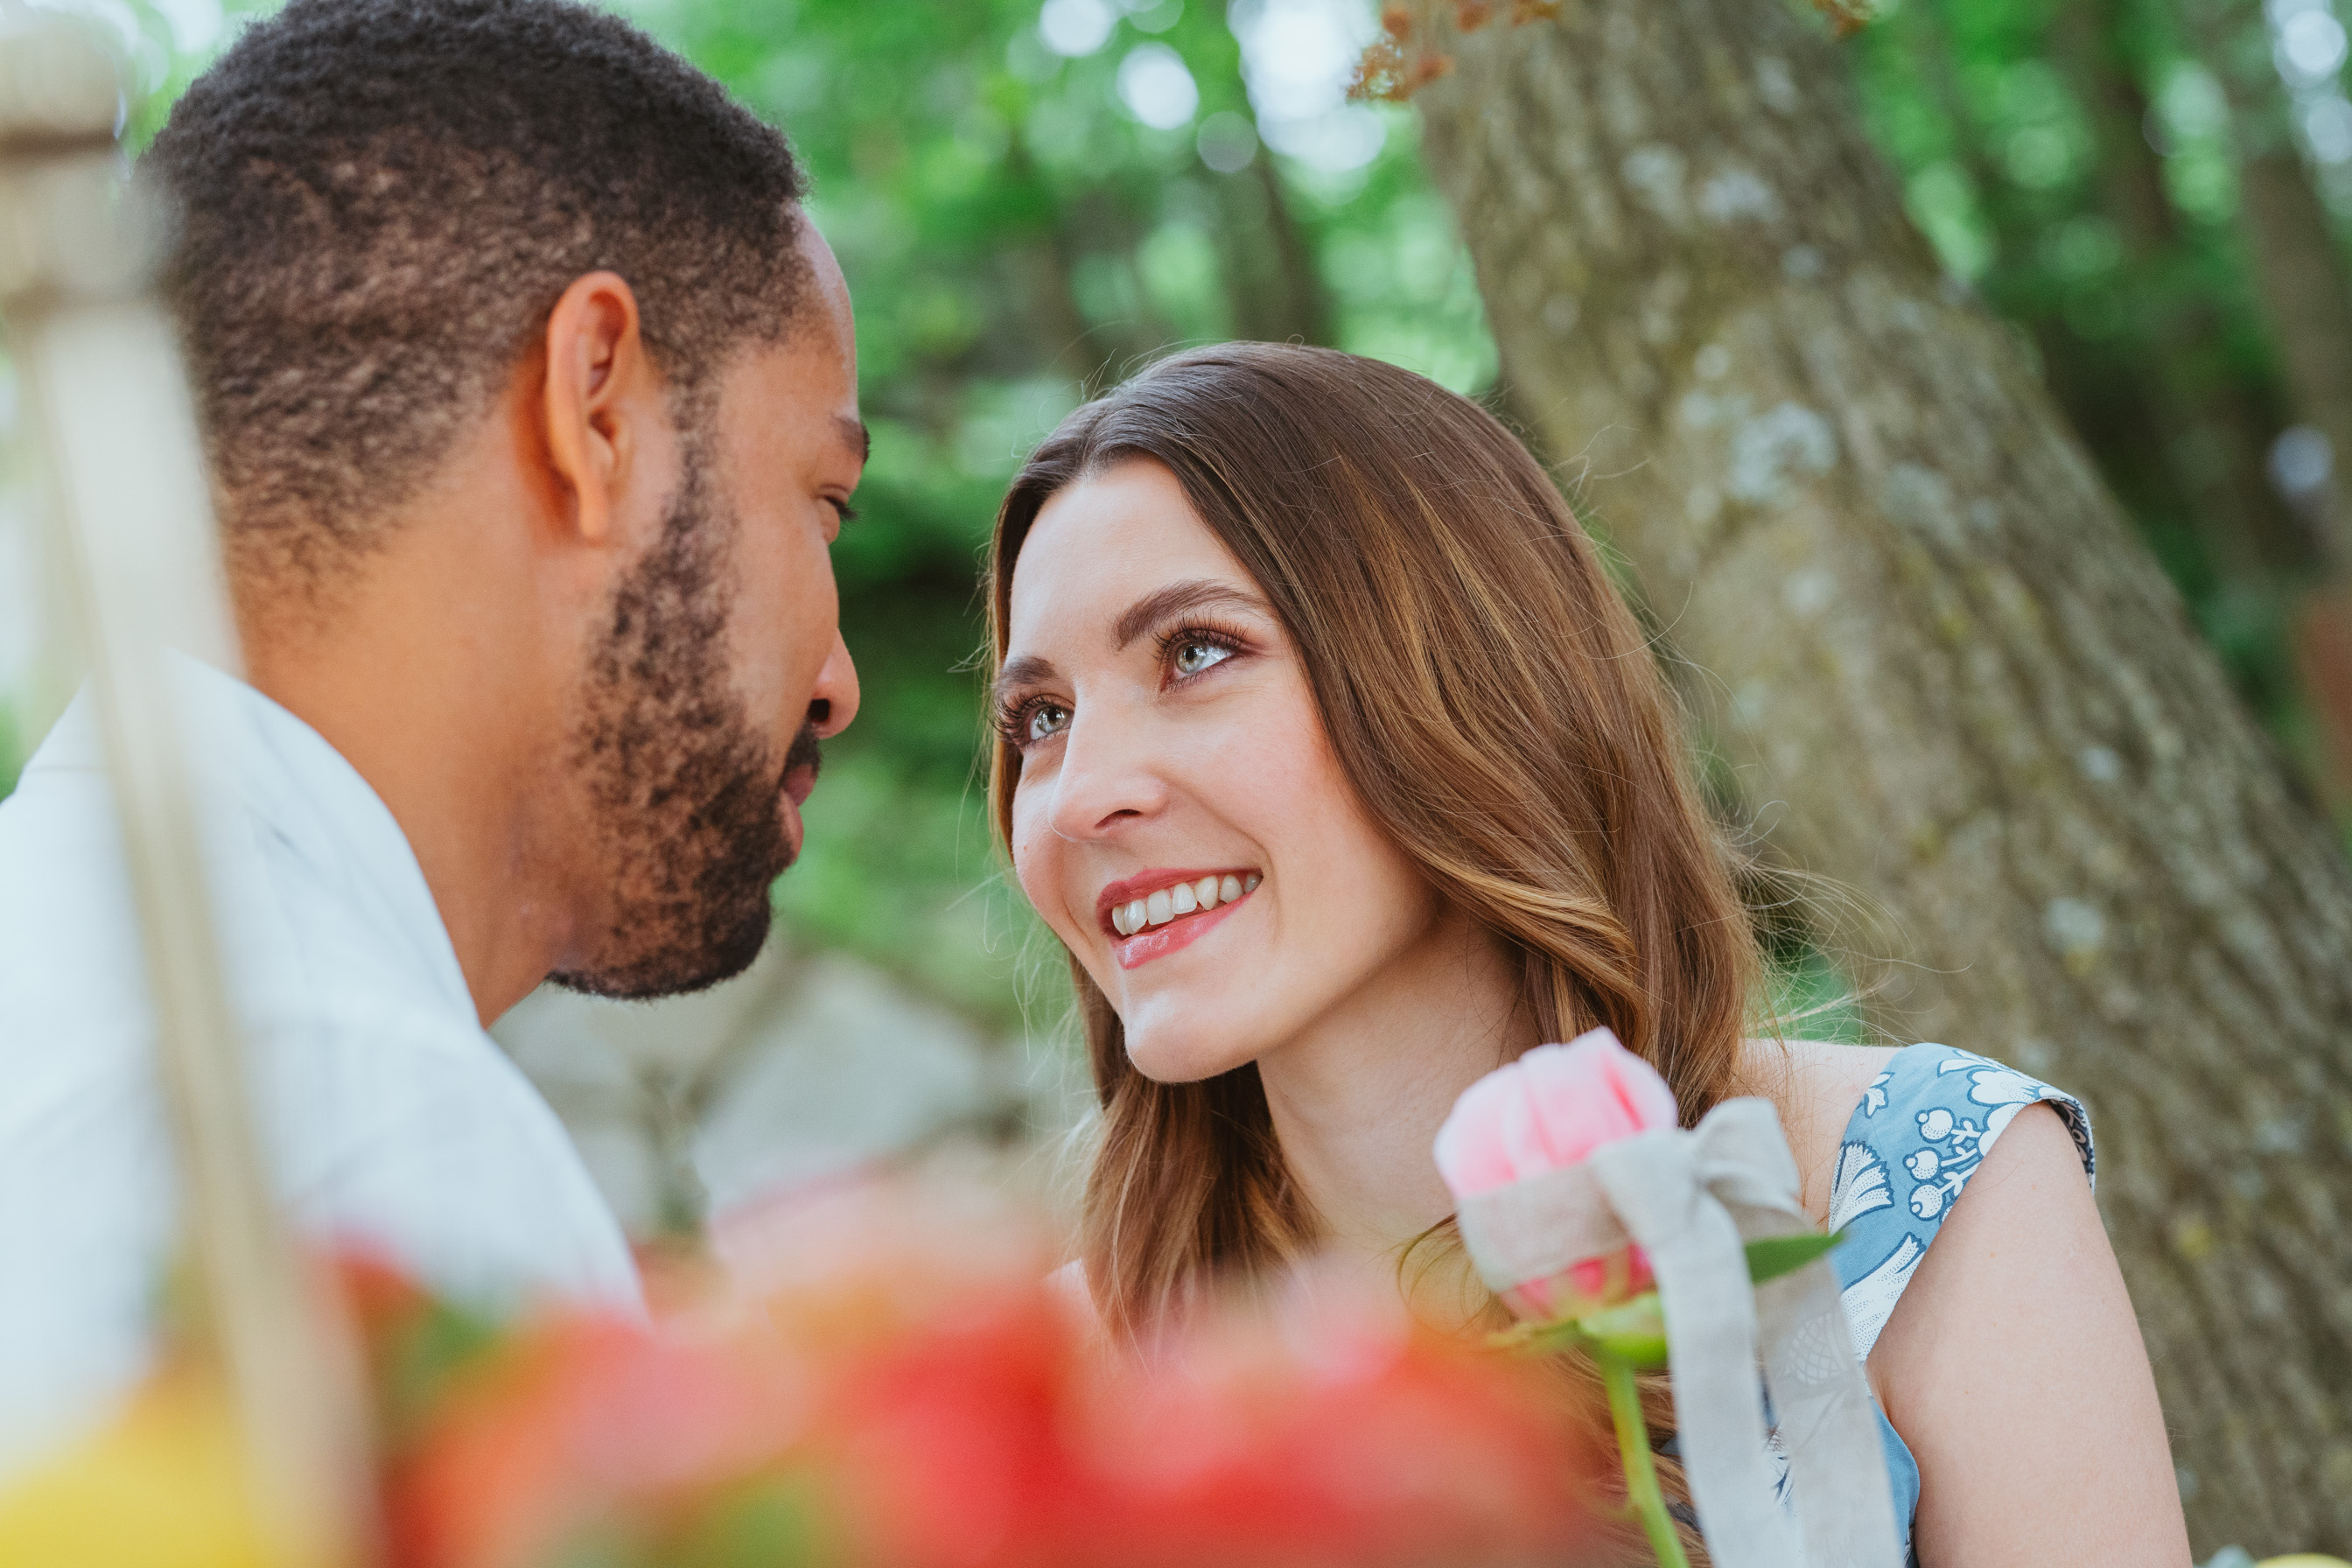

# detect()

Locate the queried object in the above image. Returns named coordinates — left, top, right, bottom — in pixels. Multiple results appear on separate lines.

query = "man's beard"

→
left=550, top=445, right=819, bottom=1000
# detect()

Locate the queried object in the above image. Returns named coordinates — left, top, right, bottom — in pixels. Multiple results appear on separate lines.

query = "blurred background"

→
left=4, top=0, right=2350, bottom=1239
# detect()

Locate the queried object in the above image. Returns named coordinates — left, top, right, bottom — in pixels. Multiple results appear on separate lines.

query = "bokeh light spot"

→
left=1116, top=43, right=1199, bottom=130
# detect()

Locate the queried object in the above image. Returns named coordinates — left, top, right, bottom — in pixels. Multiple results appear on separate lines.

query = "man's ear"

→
left=539, top=270, right=656, bottom=547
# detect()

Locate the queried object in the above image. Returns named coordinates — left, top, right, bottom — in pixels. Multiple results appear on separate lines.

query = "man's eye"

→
left=1026, top=703, right=1071, bottom=743
left=1172, top=639, right=1232, bottom=678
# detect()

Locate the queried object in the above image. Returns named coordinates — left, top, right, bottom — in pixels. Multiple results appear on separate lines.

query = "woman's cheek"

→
left=1007, top=800, right=1051, bottom=919
left=1010, top=797, right=1088, bottom=956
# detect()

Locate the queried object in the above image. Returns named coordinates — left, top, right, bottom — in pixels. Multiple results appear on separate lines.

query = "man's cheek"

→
left=794, top=542, right=841, bottom=698
left=725, top=529, right=804, bottom=696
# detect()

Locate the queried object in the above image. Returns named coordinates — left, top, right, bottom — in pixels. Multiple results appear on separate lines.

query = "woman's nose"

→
left=1046, top=702, right=1167, bottom=842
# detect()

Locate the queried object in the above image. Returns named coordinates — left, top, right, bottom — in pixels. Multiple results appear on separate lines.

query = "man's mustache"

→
left=781, top=721, right=823, bottom=782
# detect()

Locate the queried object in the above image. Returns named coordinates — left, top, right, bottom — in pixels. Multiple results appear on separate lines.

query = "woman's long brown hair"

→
left=986, top=344, right=1760, bottom=1336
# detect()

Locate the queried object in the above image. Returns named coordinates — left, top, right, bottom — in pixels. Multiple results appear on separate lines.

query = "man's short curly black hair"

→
left=144, top=0, right=809, bottom=583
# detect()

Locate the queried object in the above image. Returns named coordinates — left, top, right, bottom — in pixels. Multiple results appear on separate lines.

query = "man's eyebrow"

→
left=836, top=415, right=871, bottom=465
left=1112, top=580, right=1267, bottom=650
left=991, top=654, right=1057, bottom=706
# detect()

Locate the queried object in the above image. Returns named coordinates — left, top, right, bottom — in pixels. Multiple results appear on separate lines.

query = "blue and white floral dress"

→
left=1822, top=1042, right=2096, bottom=1563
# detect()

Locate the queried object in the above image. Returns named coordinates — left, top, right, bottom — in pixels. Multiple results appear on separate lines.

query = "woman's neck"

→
left=1254, top=908, right=1536, bottom=1263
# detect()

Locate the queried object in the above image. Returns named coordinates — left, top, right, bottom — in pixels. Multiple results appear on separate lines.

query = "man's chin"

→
left=549, top=901, right=774, bottom=1001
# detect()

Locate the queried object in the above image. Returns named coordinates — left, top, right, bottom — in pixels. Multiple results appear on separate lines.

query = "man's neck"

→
left=238, top=529, right=583, bottom=1026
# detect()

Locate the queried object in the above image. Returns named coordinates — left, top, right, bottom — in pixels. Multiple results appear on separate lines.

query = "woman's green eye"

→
left=1026, top=703, right=1071, bottom=743
left=1173, top=640, right=1231, bottom=677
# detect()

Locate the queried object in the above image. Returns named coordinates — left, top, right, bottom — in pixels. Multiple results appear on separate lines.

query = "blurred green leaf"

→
left=1745, top=1230, right=1846, bottom=1286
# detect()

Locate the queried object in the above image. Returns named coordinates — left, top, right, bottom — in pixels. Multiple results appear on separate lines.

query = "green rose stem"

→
left=1490, top=1242, right=1844, bottom=1565
left=1595, top=1344, right=1689, bottom=1568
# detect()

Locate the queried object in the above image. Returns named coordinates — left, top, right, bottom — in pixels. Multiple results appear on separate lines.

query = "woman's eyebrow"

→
left=992, top=654, right=1057, bottom=707
left=1111, top=580, right=1268, bottom=649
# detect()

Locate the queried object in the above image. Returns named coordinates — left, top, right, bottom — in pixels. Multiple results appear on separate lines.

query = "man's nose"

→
left=805, top=631, right=859, bottom=739
left=1046, top=699, right=1166, bottom=842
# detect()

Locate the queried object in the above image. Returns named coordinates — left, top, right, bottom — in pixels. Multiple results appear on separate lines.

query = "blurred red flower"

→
left=339, top=1176, right=1604, bottom=1568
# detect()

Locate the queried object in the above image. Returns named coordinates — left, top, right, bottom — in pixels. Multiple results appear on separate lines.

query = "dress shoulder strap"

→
left=1827, top=1043, right=2094, bottom=1364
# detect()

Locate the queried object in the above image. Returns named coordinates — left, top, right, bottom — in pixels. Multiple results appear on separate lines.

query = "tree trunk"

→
left=1215, top=155, right=1334, bottom=346
left=1410, top=0, right=2352, bottom=1551
left=2233, top=147, right=2352, bottom=534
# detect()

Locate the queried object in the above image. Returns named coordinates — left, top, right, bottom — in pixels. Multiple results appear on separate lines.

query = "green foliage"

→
left=1765, top=945, right=1872, bottom=1046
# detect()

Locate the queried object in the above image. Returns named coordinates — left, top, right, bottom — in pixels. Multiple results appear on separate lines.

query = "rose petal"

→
left=1516, top=1030, right=1678, bottom=1166
left=1434, top=1030, right=1679, bottom=1201
left=1432, top=1064, right=1529, bottom=1198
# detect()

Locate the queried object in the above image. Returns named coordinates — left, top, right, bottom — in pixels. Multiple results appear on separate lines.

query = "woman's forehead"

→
left=1007, top=462, right=1251, bottom=646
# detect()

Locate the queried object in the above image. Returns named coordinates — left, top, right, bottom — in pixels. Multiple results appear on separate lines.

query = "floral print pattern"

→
left=1669, top=1046, right=2094, bottom=1561
left=1829, top=1043, right=2095, bottom=1564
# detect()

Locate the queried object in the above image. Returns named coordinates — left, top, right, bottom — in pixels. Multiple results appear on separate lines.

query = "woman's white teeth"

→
left=1110, top=873, right=1260, bottom=938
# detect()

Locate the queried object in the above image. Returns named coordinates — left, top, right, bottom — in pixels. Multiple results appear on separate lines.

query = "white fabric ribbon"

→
left=1454, top=1097, right=1900, bottom=1568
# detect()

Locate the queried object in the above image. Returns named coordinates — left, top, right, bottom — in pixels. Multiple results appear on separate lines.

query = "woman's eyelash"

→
left=994, top=693, right=1066, bottom=747
left=995, top=622, right=1250, bottom=749
left=1153, top=620, right=1248, bottom=674
left=992, top=696, right=1039, bottom=746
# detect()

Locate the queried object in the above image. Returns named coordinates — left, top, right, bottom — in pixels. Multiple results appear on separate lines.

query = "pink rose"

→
left=1433, top=1028, right=1679, bottom=1321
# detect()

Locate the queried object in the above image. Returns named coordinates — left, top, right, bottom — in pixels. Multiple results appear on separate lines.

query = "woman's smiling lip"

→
left=1111, top=892, right=1249, bottom=970
left=1093, top=867, right=1255, bottom=934
left=1092, top=865, right=1261, bottom=970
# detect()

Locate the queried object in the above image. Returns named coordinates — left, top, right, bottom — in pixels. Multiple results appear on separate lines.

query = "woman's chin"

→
left=1119, top=1017, right=1266, bottom=1086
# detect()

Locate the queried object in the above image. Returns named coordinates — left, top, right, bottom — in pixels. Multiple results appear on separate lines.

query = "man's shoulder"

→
left=262, top=997, right=641, bottom=1309
left=0, top=683, right=479, bottom=1070
left=0, top=984, right=640, bottom=1467
left=26, top=987, right=636, bottom=1308
left=248, top=993, right=592, bottom=1190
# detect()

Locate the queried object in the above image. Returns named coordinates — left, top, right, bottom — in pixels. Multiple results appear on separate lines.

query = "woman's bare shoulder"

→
left=1733, top=1038, right=1901, bottom=1224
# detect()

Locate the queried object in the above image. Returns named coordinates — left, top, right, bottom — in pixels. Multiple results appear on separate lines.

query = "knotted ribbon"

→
left=1453, top=1096, right=1900, bottom=1568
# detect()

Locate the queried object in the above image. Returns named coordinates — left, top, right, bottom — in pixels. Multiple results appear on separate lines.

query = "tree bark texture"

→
left=1410, top=0, right=2352, bottom=1551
